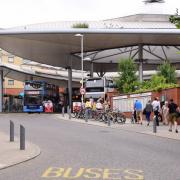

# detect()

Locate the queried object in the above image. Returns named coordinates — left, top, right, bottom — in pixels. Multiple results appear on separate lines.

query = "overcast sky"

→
left=0, top=0, right=179, bottom=28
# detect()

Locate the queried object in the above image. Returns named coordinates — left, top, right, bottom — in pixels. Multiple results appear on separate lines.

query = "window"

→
left=8, top=57, right=14, bottom=63
left=8, top=80, right=14, bottom=85
left=86, top=79, right=104, bottom=87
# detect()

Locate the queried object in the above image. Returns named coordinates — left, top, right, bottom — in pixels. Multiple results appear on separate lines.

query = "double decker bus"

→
left=85, top=77, right=115, bottom=100
left=23, top=81, right=59, bottom=113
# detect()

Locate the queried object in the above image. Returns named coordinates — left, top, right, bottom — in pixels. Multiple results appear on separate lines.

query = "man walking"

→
left=134, top=99, right=143, bottom=124
left=145, top=100, right=153, bottom=126
left=168, top=99, right=179, bottom=133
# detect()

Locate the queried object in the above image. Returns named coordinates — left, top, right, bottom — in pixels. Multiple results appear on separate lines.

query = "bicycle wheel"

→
left=72, top=112, right=78, bottom=118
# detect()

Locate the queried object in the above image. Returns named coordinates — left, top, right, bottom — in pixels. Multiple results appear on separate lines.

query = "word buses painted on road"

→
left=42, top=167, right=144, bottom=179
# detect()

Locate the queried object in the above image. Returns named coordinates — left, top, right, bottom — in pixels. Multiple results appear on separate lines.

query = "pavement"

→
left=58, top=113, right=180, bottom=141
left=0, top=131, right=41, bottom=170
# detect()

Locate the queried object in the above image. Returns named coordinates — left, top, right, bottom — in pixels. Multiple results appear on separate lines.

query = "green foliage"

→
left=134, top=74, right=179, bottom=93
left=169, top=15, right=180, bottom=29
left=134, top=62, right=177, bottom=93
left=158, top=61, right=176, bottom=83
left=116, top=58, right=138, bottom=93
left=150, top=75, right=166, bottom=88
left=115, top=59, right=178, bottom=94
left=72, top=23, right=89, bottom=28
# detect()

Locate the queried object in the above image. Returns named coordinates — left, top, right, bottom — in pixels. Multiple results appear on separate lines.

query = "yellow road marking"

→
left=42, top=167, right=144, bottom=179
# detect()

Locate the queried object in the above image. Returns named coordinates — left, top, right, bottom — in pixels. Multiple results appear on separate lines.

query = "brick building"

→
left=0, top=48, right=24, bottom=96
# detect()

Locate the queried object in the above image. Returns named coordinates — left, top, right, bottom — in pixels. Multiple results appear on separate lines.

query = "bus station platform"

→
left=57, top=114, right=180, bottom=141
left=0, top=131, right=41, bottom=169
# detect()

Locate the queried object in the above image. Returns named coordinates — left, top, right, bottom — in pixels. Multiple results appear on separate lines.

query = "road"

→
left=0, top=114, right=180, bottom=180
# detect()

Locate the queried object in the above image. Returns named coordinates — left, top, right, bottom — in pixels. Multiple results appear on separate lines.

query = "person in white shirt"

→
left=96, top=100, right=103, bottom=110
left=152, top=97, right=161, bottom=126
left=162, top=101, right=169, bottom=125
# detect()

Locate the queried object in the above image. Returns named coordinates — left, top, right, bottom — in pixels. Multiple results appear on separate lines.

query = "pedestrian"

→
left=131, top=109, right=137, bottom=123
left=89, top=96, right=94, bottom=108
left=152, top=97, right=161, bottom=126
left=103, top=100, right=110, bottom=112
left=162, top=101, right=169, bottom=125
left=168, top=99, right=179, bottom=133
left=92, top=101, right=96, bottom=111
left=145, top=100, right=153, bottom=126
left=85, top=98, right=92, bottom=119
left=134, top=99, right=143, bottom=124
left=96, top=100, right=103, bottom=110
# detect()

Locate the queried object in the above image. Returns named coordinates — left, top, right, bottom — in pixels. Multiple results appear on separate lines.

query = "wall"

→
left=152, top=87, right=180, bottom=106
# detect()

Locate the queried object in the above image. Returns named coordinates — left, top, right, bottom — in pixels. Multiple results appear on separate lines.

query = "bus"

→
left=85, top=77, right=115, bottom=100
left=23, top=81, right=59, bottom=113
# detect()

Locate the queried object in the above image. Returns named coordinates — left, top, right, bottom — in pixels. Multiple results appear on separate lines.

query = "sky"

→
left=0, top=0, right=179, bottom=28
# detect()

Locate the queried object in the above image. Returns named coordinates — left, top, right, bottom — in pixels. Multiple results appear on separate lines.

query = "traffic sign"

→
left=80, top=88, right=86, bottom=95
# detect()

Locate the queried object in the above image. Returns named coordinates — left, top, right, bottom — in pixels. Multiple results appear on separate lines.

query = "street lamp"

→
left=74, top=34, right=84, bottom=105
left=75, top=34, right=91, bottom=104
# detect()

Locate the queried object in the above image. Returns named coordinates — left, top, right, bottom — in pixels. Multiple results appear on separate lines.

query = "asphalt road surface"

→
left=0, top=114, right=180, bottom=180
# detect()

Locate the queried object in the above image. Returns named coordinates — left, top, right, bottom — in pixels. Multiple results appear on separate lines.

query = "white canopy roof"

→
left=0, top=14, right=180, bottom=73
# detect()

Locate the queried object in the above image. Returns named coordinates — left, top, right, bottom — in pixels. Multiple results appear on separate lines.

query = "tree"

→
left=150, top=75, right=166, bottom=88
left=158, top=61, right=176, bottom=84
left=116, top=58, right=138, bottom=93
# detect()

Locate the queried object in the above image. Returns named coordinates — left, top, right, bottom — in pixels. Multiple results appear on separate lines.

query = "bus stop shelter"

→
left=0, top=62, right=81, bottom=112
left=0, top=14, right=180, bottom=112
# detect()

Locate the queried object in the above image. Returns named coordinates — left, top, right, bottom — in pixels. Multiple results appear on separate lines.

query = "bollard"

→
left=20, top=125, right=25, bottom=150
left=62, top=106, right=64, bottom=117
left=153, top=115, right=157, bottom=133
left=68, top=108, right=71, bottom=119
left=10, top=120, right=14, bottom=142
left=85, top=109, right=88, bottom=122
left=67, top=106, right=69, bottom=115
left=108, top=116, right=111, bottom=126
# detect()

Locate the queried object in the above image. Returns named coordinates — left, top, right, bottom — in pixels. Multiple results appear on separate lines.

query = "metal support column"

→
left=67, top=67, right=72, bottom=113
left=90, top=62, right=94, bottom=78
left=0, top=70, right=3, bottom=112
left=138, top=44, right=143, bottom=82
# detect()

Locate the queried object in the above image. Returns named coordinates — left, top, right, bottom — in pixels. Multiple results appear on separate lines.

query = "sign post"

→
left=80, top=87, right=86, bottom=95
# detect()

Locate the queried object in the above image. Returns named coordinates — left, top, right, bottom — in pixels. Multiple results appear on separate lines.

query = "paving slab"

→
left=0, top=131, right=41, bottom=169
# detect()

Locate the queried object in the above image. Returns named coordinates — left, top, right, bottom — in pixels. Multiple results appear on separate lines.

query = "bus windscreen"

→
left=86, top=79, right=104, bottom=87
left=24, top=94, right=42, bottom=106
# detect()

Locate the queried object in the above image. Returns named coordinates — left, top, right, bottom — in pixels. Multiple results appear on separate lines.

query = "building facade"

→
left=0, top=48, right=24, bottom=96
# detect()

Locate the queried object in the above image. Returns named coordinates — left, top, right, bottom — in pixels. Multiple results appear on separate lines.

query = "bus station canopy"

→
left=0, top=62, right=80, bottom=87
left=0, top=14, right=180, bottom=73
